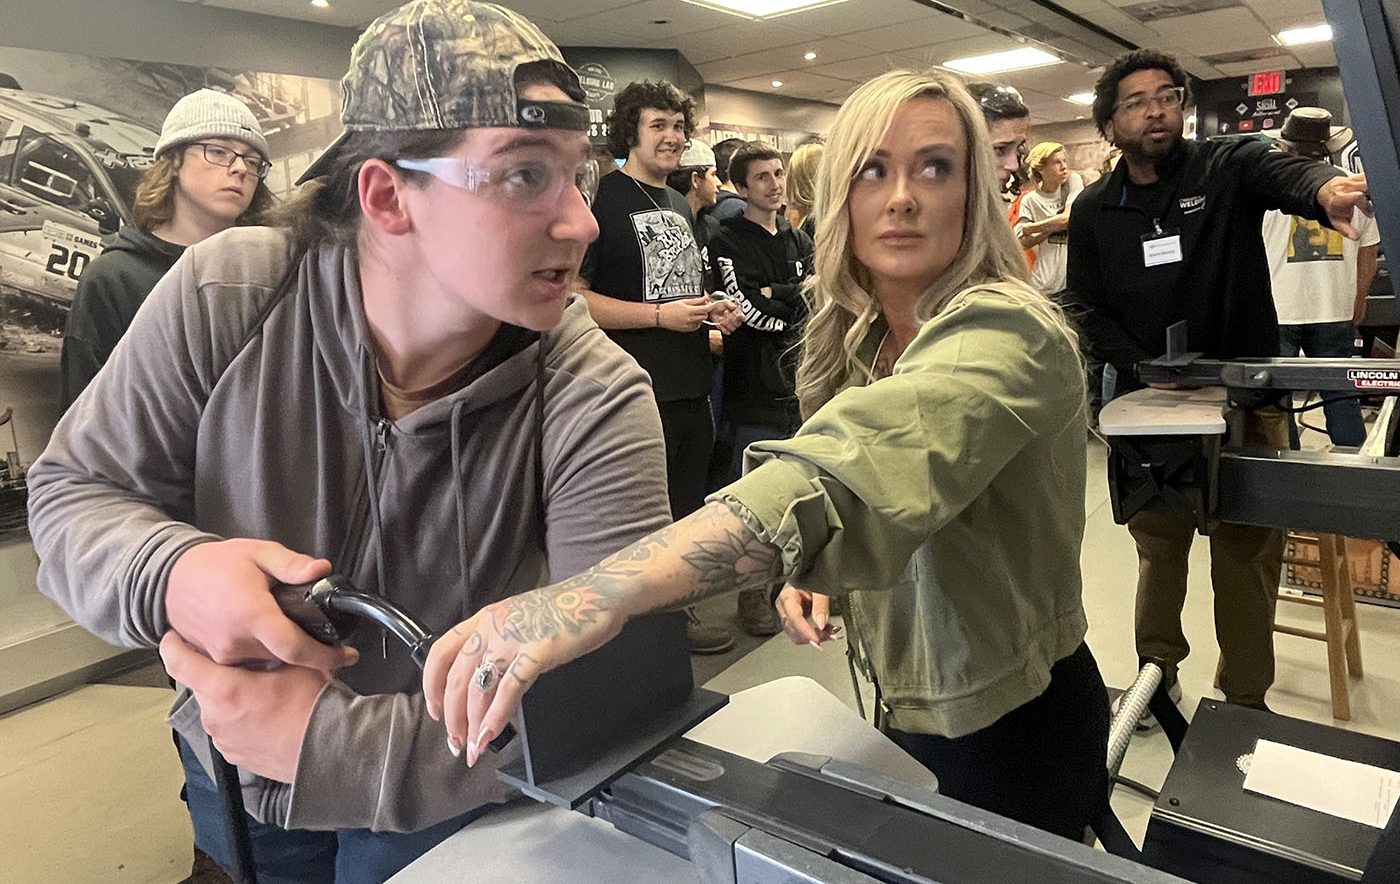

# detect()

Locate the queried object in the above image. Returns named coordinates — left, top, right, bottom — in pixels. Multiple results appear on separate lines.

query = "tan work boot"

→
left=737, top=588, right=781, bottom=637
left=686, top=607, right=734, bottom=654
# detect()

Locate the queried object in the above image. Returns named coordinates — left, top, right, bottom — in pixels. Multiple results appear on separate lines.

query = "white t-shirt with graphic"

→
left=1263, top=169, right=1380, bottom=325
left=1014, top=182, right=1079, bottom=295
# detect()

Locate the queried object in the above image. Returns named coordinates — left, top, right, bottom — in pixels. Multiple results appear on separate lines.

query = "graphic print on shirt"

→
left=1286, top=217, right=1345, bottom=263
left=715, top=255, right=787, bottom=332
left=631, top=208, right=704, bottom=302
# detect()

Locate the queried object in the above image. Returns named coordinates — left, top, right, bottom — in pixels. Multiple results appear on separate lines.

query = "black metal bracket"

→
left=1107, top=433, right=1221, bottom=534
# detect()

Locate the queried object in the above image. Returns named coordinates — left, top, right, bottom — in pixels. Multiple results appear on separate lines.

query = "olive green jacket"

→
left=715, top=283, right=1089, bottom=738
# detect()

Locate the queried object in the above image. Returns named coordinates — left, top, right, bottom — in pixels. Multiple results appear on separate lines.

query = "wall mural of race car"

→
left=0, top=46, right=340, bottom=548
left=0, top=87, right=156, bottom=311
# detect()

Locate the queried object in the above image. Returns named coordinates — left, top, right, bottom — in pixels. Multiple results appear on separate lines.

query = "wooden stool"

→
left=1276, top=532, right=1364, bottom=720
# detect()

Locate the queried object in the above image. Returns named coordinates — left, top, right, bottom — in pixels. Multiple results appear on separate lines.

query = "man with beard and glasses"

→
left=1062, top=49, right=1372, bottom=722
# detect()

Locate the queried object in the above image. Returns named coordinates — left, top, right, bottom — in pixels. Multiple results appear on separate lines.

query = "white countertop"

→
left=1098, top=386, right=1230, bottom=437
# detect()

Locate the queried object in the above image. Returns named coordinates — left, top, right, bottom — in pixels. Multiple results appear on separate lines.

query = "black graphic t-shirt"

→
left=581, top=171, right=711, bottom=402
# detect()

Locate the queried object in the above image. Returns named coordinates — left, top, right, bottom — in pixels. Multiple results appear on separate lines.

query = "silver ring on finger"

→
left=473, top=659, right=499, bottom=692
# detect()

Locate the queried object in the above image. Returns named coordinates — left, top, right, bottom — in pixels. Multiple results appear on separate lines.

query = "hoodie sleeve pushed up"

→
left=27, top=249, right=231, bottom=648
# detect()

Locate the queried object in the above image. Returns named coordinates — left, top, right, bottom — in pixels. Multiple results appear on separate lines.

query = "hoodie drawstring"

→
left=355, top=348, right=391, bottom=657
left=535, top=335, right=547, bottom=550
left=451, top=399, right=472, bottom=624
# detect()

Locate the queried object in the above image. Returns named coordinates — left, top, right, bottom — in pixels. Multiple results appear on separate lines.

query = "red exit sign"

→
left=1249, top=70, right=1285, bottom=96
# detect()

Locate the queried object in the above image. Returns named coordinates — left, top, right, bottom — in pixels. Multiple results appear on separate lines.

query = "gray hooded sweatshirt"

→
left=27, top=226, right=671, bottom=832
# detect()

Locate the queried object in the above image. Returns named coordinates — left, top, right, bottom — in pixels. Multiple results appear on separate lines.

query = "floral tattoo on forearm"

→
left=490, top=502, right=783, bottom=643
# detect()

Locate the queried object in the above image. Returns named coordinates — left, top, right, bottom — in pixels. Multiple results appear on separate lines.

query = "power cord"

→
left=1274, top=391, right=1371, bottom=415
left=1111, top=774, right=1161, bottom=802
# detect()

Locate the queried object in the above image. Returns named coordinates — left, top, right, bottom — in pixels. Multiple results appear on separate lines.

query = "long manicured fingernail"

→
left=466, top=741, right=478, bottom=767
left=427, top=702, right=440, bottom=722
left=447, top=735, right=462, bottom=758
left=476, top=728, right=496, bottom=755
left=809, top=640, right=823, bottom=651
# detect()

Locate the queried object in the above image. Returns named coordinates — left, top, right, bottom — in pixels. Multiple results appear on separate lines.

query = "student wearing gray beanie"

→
left=60, top=88, right=273, bottom=407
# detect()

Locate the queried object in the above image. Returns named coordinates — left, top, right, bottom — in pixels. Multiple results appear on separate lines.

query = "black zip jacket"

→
left=61, top=225, right=186, bottom=409
left=1062, top=138, right=1341, bottom=385
left=709, top=214, right=814, bottom=427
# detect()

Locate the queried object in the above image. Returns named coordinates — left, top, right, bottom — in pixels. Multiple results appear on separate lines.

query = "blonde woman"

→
left=60, top=89, right=273, bottom=407
left=423, top=69, right=1109, bottom=841
left=784, top=140, right=823, bottom=237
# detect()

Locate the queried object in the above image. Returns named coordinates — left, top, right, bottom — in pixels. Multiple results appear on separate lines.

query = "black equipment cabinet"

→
left=1144, top=702, right=1400, bottom=883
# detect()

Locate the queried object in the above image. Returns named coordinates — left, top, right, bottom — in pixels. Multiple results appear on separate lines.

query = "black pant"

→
left=658, top=395, right=715, bottom=520
left=885, top=642, right=1110, bottom=842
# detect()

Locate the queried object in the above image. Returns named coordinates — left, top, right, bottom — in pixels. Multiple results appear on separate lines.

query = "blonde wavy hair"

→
left=132, top=145, right=275, bottom=233
left=784, top=141, right=823, bottom=230
left=1026, top=140, right=1065, bottom=182
left=796, top=68, right=1078, bottom=416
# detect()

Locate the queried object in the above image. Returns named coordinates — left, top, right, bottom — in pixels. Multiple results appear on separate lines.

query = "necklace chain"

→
left=874, top=328, right=894, bottom=380
left=628, top=172, right=666, bottom=213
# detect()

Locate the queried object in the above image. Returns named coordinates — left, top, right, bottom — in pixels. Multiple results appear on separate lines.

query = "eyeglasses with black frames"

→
left=188, top=142, right=273, bottom=179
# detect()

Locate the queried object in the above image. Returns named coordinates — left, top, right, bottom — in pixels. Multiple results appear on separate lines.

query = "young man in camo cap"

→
left=28, top=1, right=671, bottom=879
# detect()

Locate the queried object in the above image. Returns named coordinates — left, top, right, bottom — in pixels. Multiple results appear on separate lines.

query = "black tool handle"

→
left=269, top=577, right=358, bottom=645
left=270, top=575, right=514, bottom=752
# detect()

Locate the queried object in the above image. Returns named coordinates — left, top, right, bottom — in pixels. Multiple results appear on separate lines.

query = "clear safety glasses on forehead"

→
left=394, top=154, right=600, bottom=210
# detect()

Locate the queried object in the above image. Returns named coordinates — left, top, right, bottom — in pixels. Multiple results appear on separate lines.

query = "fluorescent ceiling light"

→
left=679, top=0, right=850, bottom=20
left=1066, top=92, right=1094, bottom=105
left=944, top=47, right=1060, bottom=75
left=772, top=79, right=784, bottom=88
left=310, top=0, right=329, bottom=7
left=804, top=51, right=818, bottom=61
left=1276, top=24, right=1332, bottom=46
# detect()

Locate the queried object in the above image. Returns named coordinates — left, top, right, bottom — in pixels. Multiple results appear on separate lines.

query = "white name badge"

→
left=1142, top=232, right=1183, bottom=267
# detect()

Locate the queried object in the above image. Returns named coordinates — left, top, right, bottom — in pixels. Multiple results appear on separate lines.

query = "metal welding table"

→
left=390, top=676, right=936, bottom=882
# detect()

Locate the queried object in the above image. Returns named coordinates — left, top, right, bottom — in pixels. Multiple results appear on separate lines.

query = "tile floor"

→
left=3, top=440, right=1399, bottom=883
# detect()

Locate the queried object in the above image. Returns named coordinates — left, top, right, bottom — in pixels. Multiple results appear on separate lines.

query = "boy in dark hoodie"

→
left=708, top=141, right=813, bottom=635
left=706, top=137, right=749, bottom=222
left=59, top=89, right=274, bottom=408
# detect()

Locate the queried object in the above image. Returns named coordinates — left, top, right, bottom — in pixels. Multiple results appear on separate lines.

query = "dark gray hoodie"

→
left=60, top=225, right=186, bottom=408
left=28, top=226, right=671, bottom=832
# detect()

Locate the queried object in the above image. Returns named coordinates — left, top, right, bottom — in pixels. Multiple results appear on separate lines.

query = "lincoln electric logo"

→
left=577, top=62, right=616, bottom=103
left=1179, top=195, right=1205, bottom=213
left=1348, top=368, right=1400, bottom=389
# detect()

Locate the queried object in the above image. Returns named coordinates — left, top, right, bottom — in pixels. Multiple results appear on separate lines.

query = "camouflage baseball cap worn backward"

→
left=298, top=0, right=588, bottom=183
